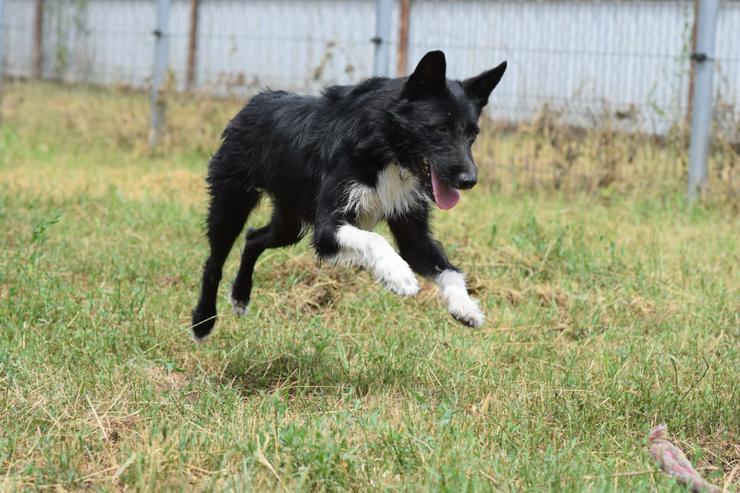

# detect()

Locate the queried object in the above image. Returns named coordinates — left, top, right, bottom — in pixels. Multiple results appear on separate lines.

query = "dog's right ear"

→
left=402, top=50, right=447, bottom=99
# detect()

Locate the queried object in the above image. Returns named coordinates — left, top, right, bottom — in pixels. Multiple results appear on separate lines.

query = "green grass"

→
left=0, top=82, right=738, bottom=491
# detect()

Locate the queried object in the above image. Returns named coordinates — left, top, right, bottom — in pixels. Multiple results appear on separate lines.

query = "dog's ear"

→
left=402, top=50, right=447, bottom=99
left=463, top=61, right=507, bottom=110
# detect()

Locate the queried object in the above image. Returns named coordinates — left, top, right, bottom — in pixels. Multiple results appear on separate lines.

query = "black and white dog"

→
left=191, top=50, right=506, bottom=340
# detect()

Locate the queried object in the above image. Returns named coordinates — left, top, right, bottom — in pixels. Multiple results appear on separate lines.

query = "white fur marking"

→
left=191, top=331, right=210, bottom=344
left=190, top=317, right=216, bottom=344
left=330, top=224, right=419, bottom=296
left=231, top=295, right=248, bottom=316
left=435, top=270, right=484, bottom=328
left=343, top=164, right=425, bottom=230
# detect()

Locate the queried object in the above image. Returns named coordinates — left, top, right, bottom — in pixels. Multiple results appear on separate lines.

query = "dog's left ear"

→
left=463, top=61, right=507, bottom=110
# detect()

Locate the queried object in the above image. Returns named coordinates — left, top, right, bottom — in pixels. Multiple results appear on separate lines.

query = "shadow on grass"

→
left=217, top=347, right=415, bottom=399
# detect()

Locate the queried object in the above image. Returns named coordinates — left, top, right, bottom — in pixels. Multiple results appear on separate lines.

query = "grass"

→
left=0, top=82, right=738, bottom=491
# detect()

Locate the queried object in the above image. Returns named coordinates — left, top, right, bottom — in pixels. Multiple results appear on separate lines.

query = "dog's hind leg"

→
left=230, top=204, right=305, bottom=315
left=191, top=187, right=260, bottom=341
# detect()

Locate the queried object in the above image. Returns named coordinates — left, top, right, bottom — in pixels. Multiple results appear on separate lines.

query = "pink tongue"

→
left=431, top=168, right=460, bottom=209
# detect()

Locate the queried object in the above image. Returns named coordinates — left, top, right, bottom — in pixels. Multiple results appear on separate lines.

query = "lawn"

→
left=0, top=82, right=738, bottom=491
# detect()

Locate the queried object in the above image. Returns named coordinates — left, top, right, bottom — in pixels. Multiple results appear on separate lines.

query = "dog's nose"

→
left=454, top=172, right=477, bottom=190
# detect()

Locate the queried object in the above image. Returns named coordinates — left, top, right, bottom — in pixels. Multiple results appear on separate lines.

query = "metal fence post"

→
left=0, top=0, right=5, bottom=123
left=0, top=0, right=5, bottom=79
left=149, top=0, right=171, bottom=149
left=372, top=0, right=393, bottom=77
left=688, top=0, right=720, bottom=202
left=33, top=0, right=44, bottom=78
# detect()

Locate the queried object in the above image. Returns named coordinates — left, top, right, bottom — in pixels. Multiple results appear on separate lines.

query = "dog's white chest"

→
left=344, top=164, right=423, bottom=230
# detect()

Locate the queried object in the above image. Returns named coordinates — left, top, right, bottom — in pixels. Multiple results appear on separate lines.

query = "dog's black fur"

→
left=192, top=51, right=506, bottom=339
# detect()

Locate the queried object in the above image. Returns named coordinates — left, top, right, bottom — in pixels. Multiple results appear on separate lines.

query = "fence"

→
left=0, top=1, right=738, bottom=196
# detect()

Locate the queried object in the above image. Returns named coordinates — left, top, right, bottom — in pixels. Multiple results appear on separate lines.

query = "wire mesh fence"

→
left=0, top=0, right=738, bottom=198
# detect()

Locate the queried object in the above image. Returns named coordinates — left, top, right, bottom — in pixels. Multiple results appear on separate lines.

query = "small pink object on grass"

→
left=648, top=424, right=720, bottom=493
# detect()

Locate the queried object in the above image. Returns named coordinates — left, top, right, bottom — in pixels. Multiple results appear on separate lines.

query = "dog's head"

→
left=389, top=51, right=506, bottom=209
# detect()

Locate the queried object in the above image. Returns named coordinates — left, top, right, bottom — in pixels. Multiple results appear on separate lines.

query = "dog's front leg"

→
left=335, top=224, right=420, bottom=296
left=434, top=269, right=484, bottom=328
left=388, top=209, right=484, bottom=328
left=314, top=219, right=419, bottom=296
left=312, top=176, right=419, bottom=295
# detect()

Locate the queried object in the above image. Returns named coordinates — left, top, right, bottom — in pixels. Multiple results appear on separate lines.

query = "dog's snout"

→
left=454, top=171, right=477, bottom=190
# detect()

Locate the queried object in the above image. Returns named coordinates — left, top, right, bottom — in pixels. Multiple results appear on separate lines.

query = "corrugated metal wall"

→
left=408, top=1, right=695, bottom=129
left=2, top=0, right=739, bottom=131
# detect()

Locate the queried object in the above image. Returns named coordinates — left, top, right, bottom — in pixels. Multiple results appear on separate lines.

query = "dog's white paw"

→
left=448, top=293, right=484, bottom=328
left=231, top=296, right=249, bottom=316
left=375, top=254, right=419, bottom=296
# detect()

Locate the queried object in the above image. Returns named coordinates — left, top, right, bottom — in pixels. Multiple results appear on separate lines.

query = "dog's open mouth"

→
left=422, top=158, right=460, bottom=210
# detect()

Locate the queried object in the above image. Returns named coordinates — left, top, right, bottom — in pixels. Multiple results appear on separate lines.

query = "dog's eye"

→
left=437, top=125, right=450, bottom=134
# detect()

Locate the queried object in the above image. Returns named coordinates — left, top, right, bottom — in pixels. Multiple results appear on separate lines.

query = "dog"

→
left=191, top=50, right=506, bottom=340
